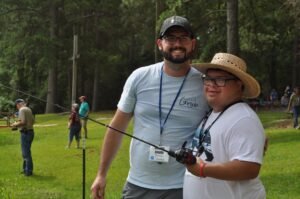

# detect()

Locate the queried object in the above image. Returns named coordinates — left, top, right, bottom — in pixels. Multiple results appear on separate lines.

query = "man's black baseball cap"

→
left=159, top=16, right=194, bottom=38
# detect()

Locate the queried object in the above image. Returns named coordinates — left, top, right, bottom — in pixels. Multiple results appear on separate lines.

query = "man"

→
left=287, top=86, right=300, bottom=129
left=91, top=16, right=209, bottom=199
left=12, top=99, right=35, bottom=176
left=184, top=53, right=266, bottom=199
left=79, top=96, right=89, bottom=138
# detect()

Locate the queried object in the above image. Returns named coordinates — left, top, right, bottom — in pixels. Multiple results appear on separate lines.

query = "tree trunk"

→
left=45, top=1, right=59, bottom=113
left=92, top=66, right=99, bottom=112
left=45, top=68, right=56, bottom=113
left=155, top=0, right=164, bottom=62
left=269, top=47, right=277, bottom=90
left=227, top=0, right=239, bottom=55
left=293, top=37, right=300, bottom=87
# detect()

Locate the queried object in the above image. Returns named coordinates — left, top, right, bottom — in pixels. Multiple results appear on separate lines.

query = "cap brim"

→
left=160, top=24, right=192, bottom=38
left=15, top=99, right=25, bottom=105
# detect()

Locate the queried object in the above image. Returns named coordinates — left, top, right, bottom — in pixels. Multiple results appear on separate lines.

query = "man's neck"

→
left=163, top=60, right=191, bottom=77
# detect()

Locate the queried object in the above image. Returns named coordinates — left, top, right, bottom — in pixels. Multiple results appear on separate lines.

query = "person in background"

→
left=287, top=86, right=300, bottom=129
left=284, top=85, right=292, bottom=98
left=11, top=99, right=35, bottom=176
left=66, top=103, right=81, bottom=148
left=184, top=53, right=266, bottom=199
left=269, top=88, right=278, bottom=109
left=280, top=93, right=289, bottom=107
left=79, top=96, right=90, bottom=138
left=91, top=15, right=209, bottom=199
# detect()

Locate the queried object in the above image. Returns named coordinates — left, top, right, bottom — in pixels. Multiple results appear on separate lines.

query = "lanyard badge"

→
left=149, top=146, right=170, bottom=163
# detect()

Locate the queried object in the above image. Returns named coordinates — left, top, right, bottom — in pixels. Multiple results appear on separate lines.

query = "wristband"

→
left=200, top=162, right=206, bottom=178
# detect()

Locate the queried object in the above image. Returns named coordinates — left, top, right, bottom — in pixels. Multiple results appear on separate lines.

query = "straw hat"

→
left=193, top=53, right=260, bottom=99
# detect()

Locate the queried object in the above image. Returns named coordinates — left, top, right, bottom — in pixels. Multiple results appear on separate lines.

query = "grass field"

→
left=0, top=110, right=299, bottom=199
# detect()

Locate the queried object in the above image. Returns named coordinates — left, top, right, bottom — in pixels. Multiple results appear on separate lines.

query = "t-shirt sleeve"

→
left=117, top=70, right=138, bottom=113
left=226, top=117, right=265, bottom=164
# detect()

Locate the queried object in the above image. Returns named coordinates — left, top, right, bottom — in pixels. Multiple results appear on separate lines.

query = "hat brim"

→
left=15, top=99, right=25, bottom=105
left=193, top=63, right=260, bottom=99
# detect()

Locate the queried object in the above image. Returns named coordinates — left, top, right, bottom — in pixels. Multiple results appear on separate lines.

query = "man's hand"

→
left=11, top=122, right=18, bottom=127
left=91, top=176, right=106, bottom=199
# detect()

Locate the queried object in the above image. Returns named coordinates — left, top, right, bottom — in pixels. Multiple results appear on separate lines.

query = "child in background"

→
left=66, top=103, right=81, bottom=148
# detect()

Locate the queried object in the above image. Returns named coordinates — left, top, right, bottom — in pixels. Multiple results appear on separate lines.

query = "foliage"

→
left=0, top=96, right=14, bottom=112
left=0, top=0, right=300, bottom=111
left=239, top=0, right=296, bottom=94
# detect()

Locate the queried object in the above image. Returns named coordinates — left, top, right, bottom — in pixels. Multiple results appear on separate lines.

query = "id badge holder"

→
left=149, top=146, right=170, bottom=163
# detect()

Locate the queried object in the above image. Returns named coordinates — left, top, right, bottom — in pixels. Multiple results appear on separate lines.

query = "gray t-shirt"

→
left=19, top=106, right=34, bottom=130
left=118, top=62, right=208, bottom=189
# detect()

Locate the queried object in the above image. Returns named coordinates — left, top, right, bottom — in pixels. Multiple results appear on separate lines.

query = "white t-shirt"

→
left=118, top=62, right=209, bottom=189
left=184, top=103, right=266, bottom=199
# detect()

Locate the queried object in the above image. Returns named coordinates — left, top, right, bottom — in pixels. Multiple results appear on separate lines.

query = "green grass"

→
left=0, top=110, right=299, bottom=198
left=0, top=112, right=130, bottom=199
left=259, top=112, right=300, bottom=199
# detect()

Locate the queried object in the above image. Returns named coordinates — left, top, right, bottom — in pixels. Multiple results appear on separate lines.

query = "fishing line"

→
left=0, top=83, right=183, bottom=152
left=0, top=82, right=197, bottom=158
left=0, top=82, right=196, bottom=198
left=0, top=83, right=68, bottom=111
left=0, top=82, right=171, bottom=152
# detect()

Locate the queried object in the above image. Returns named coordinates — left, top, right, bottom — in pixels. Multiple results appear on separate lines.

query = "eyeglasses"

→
left=162, top=35, right=191, bottom=44
left=202, top=75, right=238, bottom=87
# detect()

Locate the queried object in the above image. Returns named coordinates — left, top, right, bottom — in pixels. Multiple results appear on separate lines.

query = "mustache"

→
left=169, top=47, right=186, bottom=52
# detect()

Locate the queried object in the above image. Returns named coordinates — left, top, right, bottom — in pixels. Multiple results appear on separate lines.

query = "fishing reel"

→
left=11, top=121, right=18, bottom=131
left=11, top=126, right=18, bottom=131
left=168, top=141, right=196, bottom=165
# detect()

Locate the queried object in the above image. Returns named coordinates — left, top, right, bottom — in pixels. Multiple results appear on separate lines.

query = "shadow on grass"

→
left=29, top=174, right=57, bottom=181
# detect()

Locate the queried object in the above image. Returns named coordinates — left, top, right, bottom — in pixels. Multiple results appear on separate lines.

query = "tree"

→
left=285, top=0, right=300, bottom=87
left=45, top=0, right=60, bottom=113
left=227, top=0, right=239, bottom=55
left=0, top=0, right=299, bottom=112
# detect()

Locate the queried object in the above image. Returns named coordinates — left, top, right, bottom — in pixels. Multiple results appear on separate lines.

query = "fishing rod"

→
left=86, top=116, right=196, bottom=164
left=0, top=82, right=196, bottom=164
left=0, top=83, right=68, bottom=111
left=0, top=83, right=196, bottom=198
left=0, top=83, right=88, bottom=199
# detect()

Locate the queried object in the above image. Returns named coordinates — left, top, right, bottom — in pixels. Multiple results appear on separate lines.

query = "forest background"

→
left=0, top=0, right=300, bottom=113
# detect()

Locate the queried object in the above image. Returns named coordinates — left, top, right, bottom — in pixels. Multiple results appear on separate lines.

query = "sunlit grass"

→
left=0, top=110, right=299, bottom=198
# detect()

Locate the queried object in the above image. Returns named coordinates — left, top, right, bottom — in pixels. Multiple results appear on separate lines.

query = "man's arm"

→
left=12, top=109, right=25, bottom=128
left=287, top=94, right=294, bottom=112
left=91, top=109, right=132, bottom=199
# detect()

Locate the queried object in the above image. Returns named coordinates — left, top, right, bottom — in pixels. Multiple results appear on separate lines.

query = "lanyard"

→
left=197, top=100, right=243, bottom=155
left=159, top=65, right=190, bottom=135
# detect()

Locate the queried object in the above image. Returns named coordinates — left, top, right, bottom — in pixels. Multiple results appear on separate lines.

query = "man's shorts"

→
left=121, top=181, right=183, bottom=199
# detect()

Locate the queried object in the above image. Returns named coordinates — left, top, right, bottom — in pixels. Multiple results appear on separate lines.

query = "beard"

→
left=161, top=47, right=193, bottom=64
